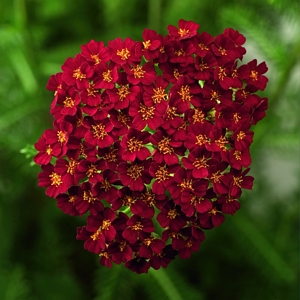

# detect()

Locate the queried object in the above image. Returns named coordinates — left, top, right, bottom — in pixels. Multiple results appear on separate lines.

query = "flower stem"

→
left=149, top=267, right=183, bottom=300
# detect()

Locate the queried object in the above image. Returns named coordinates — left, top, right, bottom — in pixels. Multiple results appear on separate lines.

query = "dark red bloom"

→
left=129, top=96, right=165, bottom=130
left=184, top=122, right=213, bottom=150
left=37, top=163, right=69, bottom=198
left=135, top=28, right=162, bottom=61
left=61, top=54, right=94, bottom=90
left=232, top=125, right=254, bottom=151
left=76, top=208, right=116, bottom=253
left=182, top=146, right=212, bottom=179
left=150, top=129, right=184, bottom=165
left=34, top=134, right=61, bottom=165
left=124, top=62, right=156, bottom=85
left=75, top=158, right=103, bottom=185
left=74, top=182, right=104, bottom=216
left=56, top=186, right=80, bottom=216
left=35, top=19, right=268, bottom=273
left=117, top=160, right=152, bottom=192
left=106, top=72, right=140, bottom=110
left=150, top=245, right=178, bottom=270
left=149, top=162, right=180, bottom=195
left=223, top=28, right=246, bottom=59
left=44, top=121, right=73, bottom=157
left=197, top=204, right=225, bottom=229
left=94, top=63, right=118, bottom=90
left=170, top=76, right=202, bottom=110
left=188, top=52, right=217, bottom=80
left=167, top=19, right=200, bottom=40
left=122, top=214, right=155, bottom=244
left=222, top=168, right=254, bottom=197
left=251, top=97, right=268, bottom=125
left=143, top=75, right=169, bottom=111
left=92, top=169, right=119, bottom=204
left=191, top=31, right=214, bottom=57
left=108, top=240, right=133, bottom=264
left=125, top=256, right=150, bottom=274
left=156, top=201, right=187, bottom=232
left=80, top=40, right=111, bottom=66
left=217, top=193, right=241, bottom=215
left=166, top=40, right=195, bottom=66
left=211, top=34, right=238, bottom=64
left=245, top=59, right=268, bottom=90
left=120, top=128, right=151, bottom=162
left=108, top=37, right=140, bottom=66
left=83, top=117, right=114, bottom=148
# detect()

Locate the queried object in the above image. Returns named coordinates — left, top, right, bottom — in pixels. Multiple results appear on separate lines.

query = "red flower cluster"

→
left=35, top=19, right=268, bottom=274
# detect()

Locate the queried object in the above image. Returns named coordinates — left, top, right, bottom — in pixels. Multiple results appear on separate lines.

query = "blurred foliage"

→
left=0, top=0, right=299, bottom=299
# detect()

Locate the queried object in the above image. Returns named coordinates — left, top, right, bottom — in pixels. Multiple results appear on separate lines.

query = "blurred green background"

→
left=0, top=0, right=299, bottom=299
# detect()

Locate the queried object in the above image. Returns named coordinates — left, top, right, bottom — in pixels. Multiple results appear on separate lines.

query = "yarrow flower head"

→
left=34, top=19, right=268, bottom=274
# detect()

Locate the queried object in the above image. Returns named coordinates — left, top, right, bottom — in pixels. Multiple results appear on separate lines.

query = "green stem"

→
left=231, top=212, right=296, bottom=283
left=147, top=0, right=162, bottom=32
left=149, top=268, right=183, bottom=300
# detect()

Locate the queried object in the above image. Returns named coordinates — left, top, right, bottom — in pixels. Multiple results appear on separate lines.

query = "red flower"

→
left=38, top=163, right=69, bottom=198
left=108, top=37, right=140, bottom=66
left=191, top=31, right=214, bottom=57
left=122, top=214, right=155, bottom=244
left=106, top=72, right=140, bottom=110
left=80, top=40, right=111, bottom=66
left=167, top=19, right=199, bottom=40
left=56, top=186, right=80, bottom=216
left=211, top=34, right=237, bottom=64
left=108, top=240, right=133, bottom=264
left=34, top=134, right=61, bottom=165
left=182, top=146, right=212, bottom=178
left=135, top=28, right=161, bottom=60
left=125, top=256, right=150, bottom=274
left=223, top=28, right=246, bottom=59
left=35, top=19, right=268, bottom=273
left=222, top=168, right=254, bottom=197
left=120, top=128, right=151, bottom=162
left=74, top=182, right=104, bottom=216
left=43, top=120, right=73, bottom=157
left=198, top=204, right=225, bottom=229
left=76, top=208, right=116, bottom=253
left=188, top=52, right=217, bottom=80
left=123, top=62, right=156, bottom=85
left=245, top=59, right=268, bottom=90
left=217, top=193, right=241, bottom=215
left=143, top=75, right=169, bottom=111
left=232, top=125, right=254, bottom=151
left=92, top=169, right=119, bottom=204
left=93, top=64, right=118, bottom=90
left=184, top=122, right=213, bottom=150
left=157, top=201, right=187, bottom=232
left=166, top=40, right=195, bottom=66
left=167, top=168, right=208, bottom=201
left=117, top=160, right=152, bottom=191
left=180, top=188, right=215, bottom=217
left=150, top=130, right=184, bottom=165
left=83, top=117, right=114, bottom=148
left=54, top=158, right=79, bottom=186
left=61, top=54, right=94, bottom=90
left=149, top=162, right=180, bottom=195
left=150, top=245, right=177, bottom=270
left=129, top=96, right=165, bottom=130
left=139, top=235, right=165, bottom=258
left=170, top=76, right=202, bottom=110
left=251, top=97, right=268, bottom=125
left=75, top=158, right=103, bottom=185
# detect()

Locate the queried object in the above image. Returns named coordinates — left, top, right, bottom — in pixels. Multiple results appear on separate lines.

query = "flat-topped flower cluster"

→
left=34, top=19, right=268, bottom=274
